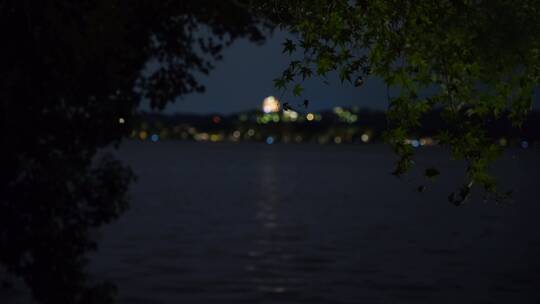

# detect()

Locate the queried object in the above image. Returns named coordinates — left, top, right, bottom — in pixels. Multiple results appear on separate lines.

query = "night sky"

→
left=143, top=30, right=539, bottom=115
left=144, top=30, right=388, bottom=115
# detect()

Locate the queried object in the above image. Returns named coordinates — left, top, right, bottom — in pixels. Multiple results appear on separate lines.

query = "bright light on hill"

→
left=262, top=96, right=280, bottom=113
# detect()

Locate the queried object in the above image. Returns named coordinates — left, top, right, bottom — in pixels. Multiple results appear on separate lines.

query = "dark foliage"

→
left=1, top=1, right=265, bottom=303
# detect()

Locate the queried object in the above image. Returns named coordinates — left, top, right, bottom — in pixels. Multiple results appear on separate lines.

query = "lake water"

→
left=89, top=142, right=539, bottom=303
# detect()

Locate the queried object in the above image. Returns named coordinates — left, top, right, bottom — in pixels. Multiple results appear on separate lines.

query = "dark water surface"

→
left=88, top=142, right=540, bottom=303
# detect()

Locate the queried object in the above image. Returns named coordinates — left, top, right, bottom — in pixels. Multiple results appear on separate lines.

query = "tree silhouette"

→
left=1, top=1, right=265, bottom=303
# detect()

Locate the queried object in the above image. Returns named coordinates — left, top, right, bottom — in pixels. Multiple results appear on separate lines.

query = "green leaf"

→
left=293, top=83, right=303, bottom=96
left=282, top=39, right=296, bottom=55
left=300, top=67, right=312, bottom=80
left=316, top=55, right=333, bottom=75
left=273, top=78, right=286, bottom=90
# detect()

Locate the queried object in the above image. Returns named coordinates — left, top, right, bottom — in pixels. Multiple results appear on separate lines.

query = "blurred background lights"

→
left=139, top=130, right=148, bottom=141
left=361, top=133, right=370, bottom=143
left=195, top=133, right=209, bottom=141
left=284, top=110, right=298, bottom=121
left=126, top=106, right=531, bottom=146
left=421, top=137, right=435, bottom=146
left=262, top=96, right=280, bottom=113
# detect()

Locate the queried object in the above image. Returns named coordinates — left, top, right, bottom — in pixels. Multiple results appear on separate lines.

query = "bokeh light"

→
left=139, top=130, right=148, bottom=141
left=195, top=133, right=209, bottom=141
left=262, top=96, right=280, bottom=113
left=361, top=133, right=370, bottom=143
left=284, top=110, right=298, bottom=121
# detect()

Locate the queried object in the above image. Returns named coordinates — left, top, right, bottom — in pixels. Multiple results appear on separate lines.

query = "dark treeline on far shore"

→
left=129, top=107, right=540, bottom=147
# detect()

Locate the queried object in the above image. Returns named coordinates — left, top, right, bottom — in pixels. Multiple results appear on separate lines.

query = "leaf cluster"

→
left=256, top=0, right=540, bottom=204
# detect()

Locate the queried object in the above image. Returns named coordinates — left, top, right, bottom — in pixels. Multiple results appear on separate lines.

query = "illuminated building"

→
left=262, top=96, right=280, bottom=113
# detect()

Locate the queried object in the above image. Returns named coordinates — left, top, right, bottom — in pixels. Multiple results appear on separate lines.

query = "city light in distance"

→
left=126, top=106, right=535, bottom=148
left=139, top=130, right=148, bottom=141
left=262, top=96, right=280, bottom=113
left=283, top=110, right=298, bottom=121
left=361, top=133, right=370, bottom=143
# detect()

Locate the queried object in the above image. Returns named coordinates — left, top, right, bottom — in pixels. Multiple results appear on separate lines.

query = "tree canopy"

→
left=253, top=0, right=540, bottom=204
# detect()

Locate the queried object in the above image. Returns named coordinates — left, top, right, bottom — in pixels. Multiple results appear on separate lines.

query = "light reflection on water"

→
left=248, top=151, right=302, bottom=298
left=84, top=142, right=540, bottom=304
